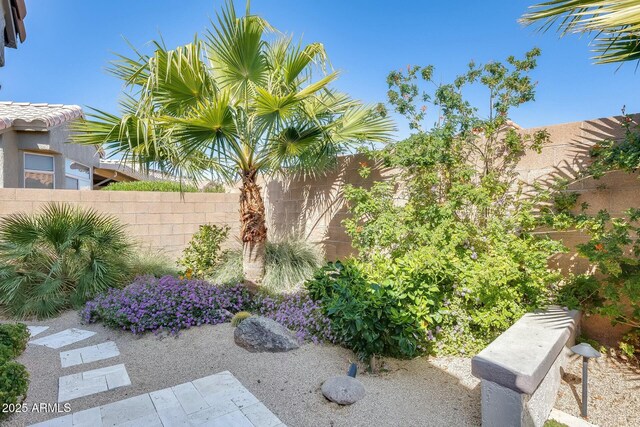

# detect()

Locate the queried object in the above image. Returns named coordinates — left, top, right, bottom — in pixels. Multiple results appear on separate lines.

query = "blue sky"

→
left=1, top=0, right=638, bottom=140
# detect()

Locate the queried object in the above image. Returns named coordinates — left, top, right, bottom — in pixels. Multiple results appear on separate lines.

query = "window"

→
left=24, top=152, right=54, bottom=189
left=65, top=159, right=91, bottom=190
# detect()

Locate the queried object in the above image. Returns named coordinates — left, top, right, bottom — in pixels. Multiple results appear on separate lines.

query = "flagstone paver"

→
left=31, top=371, right=285, bottom=427
left=58, top=364, right=131, bottom=402
left=27, top=326, right=50, bottom=337
left=60, top=342, right=120, bottom=368
left=30, top=328, right=96, bottom=349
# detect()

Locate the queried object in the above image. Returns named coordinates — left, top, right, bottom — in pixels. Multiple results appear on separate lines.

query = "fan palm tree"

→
left=521, top=0, right=640, bottom=64
left=71, top=1, right=395, bottom=286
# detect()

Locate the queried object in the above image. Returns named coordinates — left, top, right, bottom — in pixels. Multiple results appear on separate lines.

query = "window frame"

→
left=64, top=158, right=92, bottom=190
left=23, top=152, right=55, bottom=189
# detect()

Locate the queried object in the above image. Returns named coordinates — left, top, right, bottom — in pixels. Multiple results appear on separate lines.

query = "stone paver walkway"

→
left=27, top=326, right=50, bottom=337
left=60, top=342, right=120, bottom=368
left=30, top=328, right=97, bottom=349
left=58, top=364, right=131, bottom=402
left=31, top=371, right=285, bottom=427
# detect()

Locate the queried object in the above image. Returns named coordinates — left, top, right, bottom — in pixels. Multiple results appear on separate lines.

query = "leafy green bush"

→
left=307, top=261, right=436, bottom=360
left=179, top=225, right=230, bottom=279
left=102, top=180, right=224, bottom=193
left=0, top=361, right=29, bottom=415
left=0, top=324, right=29, bottom=362
left=212, top=238, right=323, bottom=292
left=330, top=50, right=565, bottom=356
left=0, top=323, right=29, bottom=419
left=0, top=203, right=132, bottom=318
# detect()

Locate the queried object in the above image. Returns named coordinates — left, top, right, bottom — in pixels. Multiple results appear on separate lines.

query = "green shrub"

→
left=329, top=50, right=565, bottom=356
left=127, top=249, right=180, bottom=281
left=0, top=324, right=29, bottom=362
left=102, top=181, right=199, bottom=192
left=306, top=261, right=436, bottom=361
left=201, top=181, right=225, bottom=193
left=212, top=238, right=323, bottom=292
left=231, top=311, right=252, bottom=326
left=179, top=225, right=230, bottom=279
left=102, top=180, right=225, bottom=193
left=0, top=361, right=29, bottom=415
left=0, top=203, right=132, bottom=318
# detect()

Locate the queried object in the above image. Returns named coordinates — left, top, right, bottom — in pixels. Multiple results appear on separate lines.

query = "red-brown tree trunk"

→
left=239, top=170, right=267, bottom=289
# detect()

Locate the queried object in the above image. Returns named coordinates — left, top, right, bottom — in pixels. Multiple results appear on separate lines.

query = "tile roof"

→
left=0, top=101, right=83, bottom=130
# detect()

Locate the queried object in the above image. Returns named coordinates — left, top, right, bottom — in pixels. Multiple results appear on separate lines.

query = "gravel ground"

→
left=555, top=353, right=640, bottom=427
left=5, top=311, right=481, bottom=427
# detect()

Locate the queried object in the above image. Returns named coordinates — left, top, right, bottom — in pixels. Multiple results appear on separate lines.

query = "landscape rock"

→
left=322, top=375, right=366, bottom=405
left=234, top=316, right=300, bottom=352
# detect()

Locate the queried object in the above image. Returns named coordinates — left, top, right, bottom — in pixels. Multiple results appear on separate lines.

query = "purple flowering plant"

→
left=80, top=275, right=334, bottom=344
left=80, top=276, right=249, bottom=335
left=251, top=292, right=334, bottom=344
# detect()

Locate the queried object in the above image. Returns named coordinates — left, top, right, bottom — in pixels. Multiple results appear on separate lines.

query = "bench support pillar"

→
left=480, top=342, right=572, bottom=427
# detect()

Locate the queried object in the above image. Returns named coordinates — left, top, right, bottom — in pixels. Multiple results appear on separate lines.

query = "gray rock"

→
left=321, top=376, right=366, bottom=405
left=234, top=316, right=300, bottom=353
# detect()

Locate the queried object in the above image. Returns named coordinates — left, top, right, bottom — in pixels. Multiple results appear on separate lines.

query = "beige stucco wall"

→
left=518, top=115, right=640, bottom=276
left=262, top=114, right=640, bottom=266
left=0, top=189, right=240, bottom=260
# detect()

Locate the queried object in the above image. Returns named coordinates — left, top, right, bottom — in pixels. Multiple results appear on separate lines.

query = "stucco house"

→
left=0, top=102, right=99, bottom=189
left=0, top=101, right=157, bottom=190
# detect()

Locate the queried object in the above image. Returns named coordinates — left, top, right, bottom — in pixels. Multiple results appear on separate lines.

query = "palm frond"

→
left=521, top=0, right=640, bottom=64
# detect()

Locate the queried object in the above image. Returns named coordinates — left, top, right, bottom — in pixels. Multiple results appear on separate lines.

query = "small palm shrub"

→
left=0, top=203, right=132, bottom=318
left=212, top=238, right=322, bottom=292
left=179, top=225, right=230, bottom=279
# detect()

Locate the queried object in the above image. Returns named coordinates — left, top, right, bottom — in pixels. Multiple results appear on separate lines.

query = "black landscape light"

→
left=570, top=342, right=601, bottom=418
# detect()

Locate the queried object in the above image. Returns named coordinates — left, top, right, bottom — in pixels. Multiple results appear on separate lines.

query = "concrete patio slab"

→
left=60, top=342, right=120, bottom=368
left=30, top=328, right=97, bottom=349
left=31, top=371, right=285, bottom=427
left=58, top=364, right=131, bottom=402
left=27, top=326, right=50, bottom=337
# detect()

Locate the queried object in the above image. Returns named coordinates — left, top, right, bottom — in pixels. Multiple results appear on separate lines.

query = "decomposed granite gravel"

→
left=6, top=310, right=482, bottom=427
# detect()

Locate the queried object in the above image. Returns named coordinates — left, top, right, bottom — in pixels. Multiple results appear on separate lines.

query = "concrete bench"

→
left=471, top=307, right=580, bottom=427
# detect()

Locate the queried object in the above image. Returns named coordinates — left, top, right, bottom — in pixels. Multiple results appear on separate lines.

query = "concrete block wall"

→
left=0, top=189, right=240, bottom=260
left=262, top=153, right=398, bottom=261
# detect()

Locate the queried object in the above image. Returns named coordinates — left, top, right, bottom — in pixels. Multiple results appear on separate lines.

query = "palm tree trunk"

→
left=239, top=170, right=267, bottom=288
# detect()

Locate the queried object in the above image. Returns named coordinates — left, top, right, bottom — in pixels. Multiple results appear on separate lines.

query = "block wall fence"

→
left=0, top=189, right=241, bottom=260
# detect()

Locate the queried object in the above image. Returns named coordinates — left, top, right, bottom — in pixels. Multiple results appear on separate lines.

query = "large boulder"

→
left=234, top=316, right=300, bottom=352
left=321, top=375, right=366, bottom=405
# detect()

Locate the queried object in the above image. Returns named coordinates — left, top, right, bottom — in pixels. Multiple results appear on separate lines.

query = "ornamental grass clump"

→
left=80, top=276, right=249, bottom=335
left=252, top=292, right=334, bottom=344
